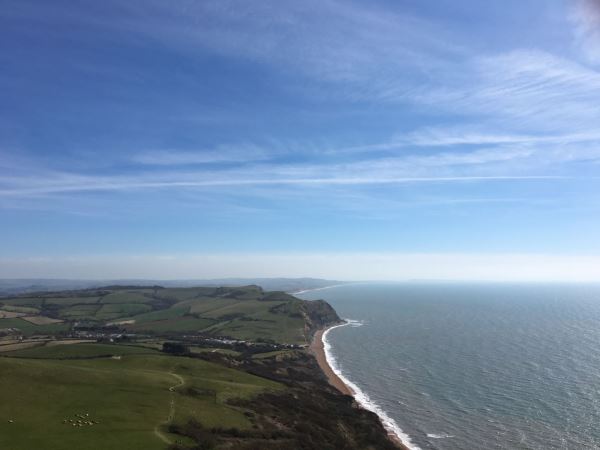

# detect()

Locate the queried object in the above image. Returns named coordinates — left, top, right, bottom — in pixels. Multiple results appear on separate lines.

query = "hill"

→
left=0, top=345, right=281, bottom=450
left=0, top=341, right=397, bottom=450
left=0, top=285, right=400, bottom=450
left=0, top=285, right=340, bottom=344
left=0, top=278, right=345, bottom=297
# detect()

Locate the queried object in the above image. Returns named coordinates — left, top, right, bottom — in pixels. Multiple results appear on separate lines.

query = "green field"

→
left=96, top=303, right=153, bottom=320
left=0, top=344, right=281, bottom=450
left=1, top=297, right=46, bottom=307
left=100, top=291, right=152, bottom=304
left=58, top=304, right=100, bottom=320
left=44, top=297, right=101, bottom=305
left=0, top=317, right=71, bottom=335
left=4, top=343, right=159, bottom=359
left=129, top=316, right=216, bottom=333
left=1, top=305, right=41, bottom=314
left=0, top=285, right=313, bottom=343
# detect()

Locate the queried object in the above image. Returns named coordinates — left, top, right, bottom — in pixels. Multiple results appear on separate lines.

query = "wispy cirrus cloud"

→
left=413, top=50, right=600, bottom=129
left=131, top=145, right=270, bottom=166
left=397, top=128, right=600, bottom=148
left=338, top=128, right=600, bottom=156
left=0, top=172, right=565, bottom=198
left=2, top=1, right=600, bottom=219
left=2, top=0, right=463, bottom=103
left=0, top=144, right=573, bottom=200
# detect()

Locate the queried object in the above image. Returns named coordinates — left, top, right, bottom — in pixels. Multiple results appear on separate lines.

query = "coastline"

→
left=291, top=283, right=350, bottom=295
left=310, top=328, right=353, bottom=396
left=310, top=323, right=416, bottom=450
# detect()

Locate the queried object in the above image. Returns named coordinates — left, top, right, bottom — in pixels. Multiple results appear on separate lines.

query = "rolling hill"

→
left=0, top=285, right=340, bottom=344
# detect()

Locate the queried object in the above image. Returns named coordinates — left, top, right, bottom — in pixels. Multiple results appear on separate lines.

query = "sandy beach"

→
left=310, top=326, right=410, bottom=450
left=310, top=328, right=353, bottom=396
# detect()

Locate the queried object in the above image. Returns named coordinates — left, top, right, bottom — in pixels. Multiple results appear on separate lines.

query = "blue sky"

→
left=2, top=0, right=600, bottom=280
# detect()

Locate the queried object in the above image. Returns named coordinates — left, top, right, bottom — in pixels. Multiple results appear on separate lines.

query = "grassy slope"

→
left=0, top=289, right=360, bottom=449
left=4, top=342, right=158, bottom=358
left=0, top=317, right=70, bottom=335
left=0, top=345, right=281, bottom=450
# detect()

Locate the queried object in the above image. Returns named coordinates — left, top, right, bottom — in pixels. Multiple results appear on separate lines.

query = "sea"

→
left=297, top=282, right=600, bottom=450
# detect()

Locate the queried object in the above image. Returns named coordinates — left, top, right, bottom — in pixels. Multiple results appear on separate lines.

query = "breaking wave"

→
left=322, top=321, right=421, bottom=450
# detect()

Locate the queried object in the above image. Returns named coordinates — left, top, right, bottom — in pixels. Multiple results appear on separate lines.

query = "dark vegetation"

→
left=167, top=350, right=398, bottom=450
left=162, top=342, right=190, bottom=355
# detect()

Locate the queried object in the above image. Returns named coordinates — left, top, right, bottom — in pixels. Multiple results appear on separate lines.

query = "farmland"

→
left=0, top=285, right=337, bottom=344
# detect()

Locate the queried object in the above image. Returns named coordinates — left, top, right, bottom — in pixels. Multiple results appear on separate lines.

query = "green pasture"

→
left=0, top=346, right=281, bottom=450
left=3, top=343, right=159, bottom=359
left=0, top=318, right=70, bottom=336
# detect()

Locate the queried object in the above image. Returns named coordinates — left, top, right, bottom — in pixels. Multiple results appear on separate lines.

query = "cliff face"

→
left=300, top=299, right=342, bottom=339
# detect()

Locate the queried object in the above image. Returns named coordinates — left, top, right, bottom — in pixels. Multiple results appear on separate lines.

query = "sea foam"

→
left=427, top=433, right=454, bottom=439
left=322, top=321, right=422, bottom=450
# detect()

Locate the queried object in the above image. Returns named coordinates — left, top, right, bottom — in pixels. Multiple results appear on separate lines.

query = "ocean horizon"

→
left=298, top=282, right=600, bottom=449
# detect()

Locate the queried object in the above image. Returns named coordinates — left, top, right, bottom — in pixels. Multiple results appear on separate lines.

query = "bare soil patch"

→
left=21, top=316, right=64, bottom=325
left=0, top=310, right=25, bottom=319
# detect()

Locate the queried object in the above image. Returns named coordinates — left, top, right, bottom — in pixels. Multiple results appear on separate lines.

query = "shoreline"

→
left=291, top=283, right=348, bottom=295
left=310, top=328, right=353, bottom=396
left=310, top=323, right=416, bottom=450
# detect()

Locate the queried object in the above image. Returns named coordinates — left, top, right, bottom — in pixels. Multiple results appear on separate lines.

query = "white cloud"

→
left=0, top=167, right=565, bottom=198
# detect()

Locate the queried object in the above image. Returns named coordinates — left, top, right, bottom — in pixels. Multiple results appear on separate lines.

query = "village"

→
left=0, top=323, right=306, bottom=356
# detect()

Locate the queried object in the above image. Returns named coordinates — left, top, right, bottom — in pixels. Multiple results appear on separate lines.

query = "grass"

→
left=95, top=303, right=153, bottom=321
left=43, top=297, right=101, bottom=305
left=58, top=305, right=101, bottom=320
left=126, top=306, right=189, bottom=324
left=0, top=305, right=40, bottom=314
left=3, top=343, right=159, bottom=359
left=154, top=287, right=216, bottom=302
left=100, top=292, right=153, bottom=304
left=0, top=341, right=45, bottom=353
left=0, top=318, right=71, bottom=336
left=128, top=290, right=308, bottom=343
left=186, top=297, right=241, bottom=315
left=1, top=297, right=46, bottom=307
left=199, top=299, right=283, bottom=319
left=0, top=347, right=281, bottom=450
left=209, top=315, right=305, bottom=343
left=129, top=316, right=216, bottom=333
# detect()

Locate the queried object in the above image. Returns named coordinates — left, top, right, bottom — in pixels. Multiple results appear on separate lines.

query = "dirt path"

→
left=153, top=372, right=186, bottom=444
